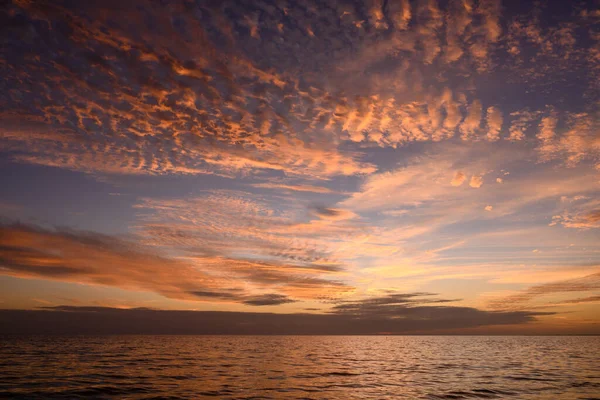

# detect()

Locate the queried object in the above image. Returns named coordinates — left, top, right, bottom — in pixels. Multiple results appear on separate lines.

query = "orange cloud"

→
left=460, top=100, right=483, bottom=140
left=488, top=271, right=600, bottom=311
left=451, top=171, right=466, bottom=186
left=3, top=0, right=598, bottom=182
left=469, top=175, right=484, bottom=188
left=0, top=223, right=351, bottom=305
left=250, top=182, right=337, bottom=194
left=485, top=106, right=503, bottom=141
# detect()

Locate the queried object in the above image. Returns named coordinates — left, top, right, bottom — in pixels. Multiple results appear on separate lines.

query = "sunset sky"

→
left=1, top=0, right=599, bottom=334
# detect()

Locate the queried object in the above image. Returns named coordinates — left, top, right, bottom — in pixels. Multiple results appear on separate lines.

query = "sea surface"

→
left=0, top=336, right=598, bottom=399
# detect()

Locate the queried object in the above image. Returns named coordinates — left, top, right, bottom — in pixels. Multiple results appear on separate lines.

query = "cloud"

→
left=485, top=205, right=493, bottom=211
left=550, top=196, right=600, bottom=229
left=489, top=271, right=600, bottom=310
left=577, top=210, right=600, bottom=226
left=1, top=1, right=382, bottom=179
left=124, top=147, right=600, bottom=299
left=333, top=144, right=600, bottom=293
left=537, top=114, right=560, bottom=161
left=340, top=150, right=486, bottom=212
left=4, top=1, right=596, bottom=177
left=485, top=106, right=503, bottom=141
left=469, top=175, right=484, bottom=188
left=310, top=206, right=357, bottom=221
left=2, top=0, right=598, bottom=184
left=508, top=110, right=541, bottom=141
left=0, top=299, right=550, bottom=334
left=330, top=292, right=457, bottom=317
left=327, top=292, right=553, bottom=330
left=133, top=191, right=367, bottom=272
left=0, top=223, right=350, bottom=304
left=381, top=209, right=409, bottom=217
left=451, top=171, right=466, bottom=186
left=460, top=100, right=483, bottom=140
left=553, top=209, right=600, bottom=229
left=2, top=0, right=600, bottom=324
left=242, top=294, right=296, bottom=306
left=251, top=183, right=336, bottom=194
left=551, top=295, right=600, bottom=305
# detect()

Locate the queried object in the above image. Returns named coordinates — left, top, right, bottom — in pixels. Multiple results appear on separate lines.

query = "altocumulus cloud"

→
left=2, top=0, right=599, bottom=180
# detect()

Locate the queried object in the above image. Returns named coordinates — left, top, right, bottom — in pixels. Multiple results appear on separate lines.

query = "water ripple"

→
left=0, top=336, right=598, bottom=399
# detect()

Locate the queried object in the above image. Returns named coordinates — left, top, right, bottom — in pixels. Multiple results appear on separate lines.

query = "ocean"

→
left=0, top=335, right=598, bottom=399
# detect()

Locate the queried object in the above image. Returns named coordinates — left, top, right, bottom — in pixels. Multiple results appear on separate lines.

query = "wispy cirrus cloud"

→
left=488, top=271, right=600, bottom=311
left=552, top=295, right=600, bottom=305
left=0, top=223, right=351, bottom=305
left=132, top=191, right=356, bottom=266
left=250, top=182, right=338, bottom=194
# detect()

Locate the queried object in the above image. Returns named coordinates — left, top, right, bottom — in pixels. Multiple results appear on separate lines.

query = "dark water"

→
left=0, top=336, right=599, bottom=399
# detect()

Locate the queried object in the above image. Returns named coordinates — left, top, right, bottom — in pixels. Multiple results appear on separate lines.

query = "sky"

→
left=0, top=0, right=599, bottom=334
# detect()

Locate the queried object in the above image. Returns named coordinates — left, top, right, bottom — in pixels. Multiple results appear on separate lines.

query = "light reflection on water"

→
left=0, top=335, right=599, bottom=399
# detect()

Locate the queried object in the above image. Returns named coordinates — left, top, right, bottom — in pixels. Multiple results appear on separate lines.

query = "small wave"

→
left=472, top=388, right=516, bottom=396
left=570, top=381, right=600, bottom=388
left=321, top=371, right=362, bottom=376
left=199, top=390, right=224, bottom=396
left=2, top=336, right=599, bottom=399
left=1, top=385, right=156, bottom=399
left=427, top=388, right=519, bottom=399
left=506, top=375, right=558, bottom=382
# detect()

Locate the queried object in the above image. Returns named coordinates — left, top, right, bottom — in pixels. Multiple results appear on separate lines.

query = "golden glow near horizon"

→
left=0, top=0, right=599, bottom=333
